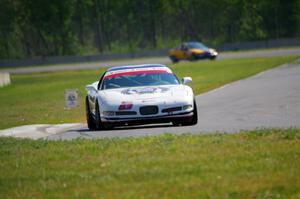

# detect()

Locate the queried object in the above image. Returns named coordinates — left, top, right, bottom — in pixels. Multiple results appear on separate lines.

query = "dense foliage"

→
left=0, top=0, right=299, bottom=59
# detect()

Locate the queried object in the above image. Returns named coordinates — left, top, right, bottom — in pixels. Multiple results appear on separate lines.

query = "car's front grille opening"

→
left=115, top=111, right=137, bottom=116
left=161, top=106, right=182, bottom=113
left=140, top=106, right=158, bottom=115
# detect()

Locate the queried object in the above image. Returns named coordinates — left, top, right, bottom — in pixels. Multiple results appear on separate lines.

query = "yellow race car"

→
left=169, top=42, right=218, bottom=63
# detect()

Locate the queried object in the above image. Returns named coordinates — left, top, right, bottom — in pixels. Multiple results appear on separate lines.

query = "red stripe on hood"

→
left=104, top=70, right=171, bottom=79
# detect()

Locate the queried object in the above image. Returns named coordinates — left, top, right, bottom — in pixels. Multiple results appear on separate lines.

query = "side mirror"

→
left=182, top=77, right=192, bottom=85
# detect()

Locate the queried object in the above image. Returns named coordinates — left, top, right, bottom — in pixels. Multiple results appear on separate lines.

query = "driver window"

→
left=181, top=44, right=188, bottom=51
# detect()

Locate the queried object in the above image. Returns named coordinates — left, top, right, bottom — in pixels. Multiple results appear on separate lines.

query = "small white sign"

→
left=64, top=89, right=78, bottom=108
left=0, top=73, right=11, bottom=87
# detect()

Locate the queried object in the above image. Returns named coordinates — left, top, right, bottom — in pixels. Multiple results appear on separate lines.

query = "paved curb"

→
left=0, top=123, right=83, bottom=140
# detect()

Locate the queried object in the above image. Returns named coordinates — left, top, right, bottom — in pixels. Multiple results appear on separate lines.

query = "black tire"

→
left=86, top=96, right=96, bottom=130
left=190, top=54, right=199, bottom=61
left=95, top=101, right=114, bottom=130
left=172, top=99, right=198, bottom=126
left=209, top=56, right=217, bottom=60
left=95, top=101, right=105, bottom=130
left=169, top=56, right=178, bottom=63
left=189, top=99, right=198, bottom=125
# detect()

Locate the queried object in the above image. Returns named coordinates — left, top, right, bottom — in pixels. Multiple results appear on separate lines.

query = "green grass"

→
left=0, top=56, right=298, bottom=129
left=0, top=129, right=300, bottom=198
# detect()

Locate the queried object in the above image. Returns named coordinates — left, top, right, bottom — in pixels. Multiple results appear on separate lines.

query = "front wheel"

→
left=189, top=99, right=198, bottom=125
left=86, top=96, right=96, bottom=130
left=172, top=99, right=198, bottom=126
left=95, top=101, right=106, bottom=130
left=95, top=101, right=114, bottom=130
left=209, top=56, right=217, bottom=60
left=169, top=56, right=178, bottom=63
left=190, top=54, right=199, bottom=61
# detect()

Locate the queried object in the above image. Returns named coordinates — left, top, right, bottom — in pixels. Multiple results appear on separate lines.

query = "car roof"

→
left=186, top=41, right=204, bottom=45
left=107, top=64, right=169, bottom=72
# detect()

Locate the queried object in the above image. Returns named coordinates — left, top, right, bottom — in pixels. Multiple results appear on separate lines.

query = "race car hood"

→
left=98, top=85, right=193, bottom=106
left=191, top=48, right=218, bottom=55
left=190, top=48, right=205, bottom=54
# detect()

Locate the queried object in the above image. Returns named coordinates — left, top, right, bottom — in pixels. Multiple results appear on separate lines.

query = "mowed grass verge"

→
left=0, top=56, right=298, bottom=129
left=0, top=129, right=300, bottom=198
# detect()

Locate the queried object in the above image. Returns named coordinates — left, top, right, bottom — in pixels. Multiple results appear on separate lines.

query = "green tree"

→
left=0, top=0, right=18, bottom=58
left=0, top=0, right=299, bottom=59
left=238, top=0, right=266, bottom=40
left=20, top=0, right=77, bottom=56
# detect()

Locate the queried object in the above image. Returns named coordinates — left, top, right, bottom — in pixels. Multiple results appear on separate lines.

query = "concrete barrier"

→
left=0, top=49, right=169, bottom=68
left=216, top=37, right=300, bottom=51
left=0, top=73, right=11, bottom=87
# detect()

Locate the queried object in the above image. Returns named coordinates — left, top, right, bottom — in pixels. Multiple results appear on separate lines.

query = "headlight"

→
left=210, top=49, right=218, bottom=55
left=102, top=111, right=115, bottom=116
left=182, top=105, right=193, bottom=110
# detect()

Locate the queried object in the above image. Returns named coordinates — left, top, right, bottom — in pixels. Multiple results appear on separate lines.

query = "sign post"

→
left=64, top=89, right=78, bottom=108
left=0, top=73, right=10, bottom=87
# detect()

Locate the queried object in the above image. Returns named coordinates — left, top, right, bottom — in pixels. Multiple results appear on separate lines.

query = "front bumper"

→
left=102, top=111, right=193, bottom=126
left=193, top=51, right=217, bottom=59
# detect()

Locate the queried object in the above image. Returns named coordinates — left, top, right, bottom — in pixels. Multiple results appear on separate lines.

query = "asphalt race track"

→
left=46, top=60, right=300, bottom=140
left=0, top=48, right=300, bottom=139
left=2, top=58, right=299, bottom=140
left=1, top=48, right=300, bottom=74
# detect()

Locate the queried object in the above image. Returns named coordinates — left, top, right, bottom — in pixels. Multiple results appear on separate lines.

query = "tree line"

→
left=0, top=0, right=299, bottom=59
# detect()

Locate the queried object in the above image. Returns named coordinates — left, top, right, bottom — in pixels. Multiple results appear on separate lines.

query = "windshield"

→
left=187, top=42, right=209, bottom=50
left=101, top=72, right=180, bottom=90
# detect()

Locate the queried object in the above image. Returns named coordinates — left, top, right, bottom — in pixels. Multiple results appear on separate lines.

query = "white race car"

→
left=85, top=64, right=197, bottom=130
